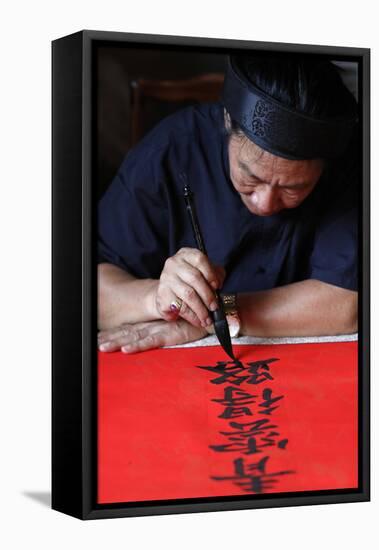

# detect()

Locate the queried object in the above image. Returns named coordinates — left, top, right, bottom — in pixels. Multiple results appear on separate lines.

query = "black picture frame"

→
left=52, top=30, right=370, bottom=520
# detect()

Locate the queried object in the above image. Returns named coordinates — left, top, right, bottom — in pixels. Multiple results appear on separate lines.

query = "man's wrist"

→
left=145, top=279, right=161, bottom=320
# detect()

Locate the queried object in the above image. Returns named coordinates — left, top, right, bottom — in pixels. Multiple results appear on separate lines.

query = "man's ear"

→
left=224, top=109, right=232, bottom=132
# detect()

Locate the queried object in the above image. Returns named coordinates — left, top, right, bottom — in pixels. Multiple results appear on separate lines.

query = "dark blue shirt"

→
left=98, top=102, right=358, bottom=292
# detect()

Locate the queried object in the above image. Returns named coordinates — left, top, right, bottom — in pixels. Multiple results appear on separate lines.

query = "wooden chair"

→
left=130, top=73, right=224, bottom=146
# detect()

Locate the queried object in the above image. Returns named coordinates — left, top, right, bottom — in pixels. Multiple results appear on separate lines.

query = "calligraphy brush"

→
left=181, top=175, right=235, bottom=361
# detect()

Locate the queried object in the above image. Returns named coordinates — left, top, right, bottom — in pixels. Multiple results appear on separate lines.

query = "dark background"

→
left=95, top=44, right=228, bottom=198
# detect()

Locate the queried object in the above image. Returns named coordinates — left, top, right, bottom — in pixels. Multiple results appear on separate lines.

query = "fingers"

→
left=179, top=259, right=219, bottom=311
left=119, top=325, right=165, bottom=354
left=98, top=319, right=207, bottom=354
left=98, top=325, right=129, bottom=345
left=98, top=324, right=142, bottom=352
left=98, top=324, right=163, bottom=353
left=178, top=298, right=212, bottom=328
left=120, top=332, right=165, bottom=354
left=157, top=278, right=214, bottom=328
left=176, top=248, right=224, bottom=289
left=157, top=248, right=226, bottom=327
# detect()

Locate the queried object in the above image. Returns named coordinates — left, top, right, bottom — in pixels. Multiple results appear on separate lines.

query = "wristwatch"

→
left=221, top=293, right=241, bottom=338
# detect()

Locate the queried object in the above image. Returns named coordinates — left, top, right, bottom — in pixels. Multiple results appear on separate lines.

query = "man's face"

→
left=228, top=135, right=325, bottom=217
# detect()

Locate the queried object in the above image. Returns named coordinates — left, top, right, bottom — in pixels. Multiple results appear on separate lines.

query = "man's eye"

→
left=239, top=181, right=256, bottom=190
left=245, top=178, right=260, bottom=188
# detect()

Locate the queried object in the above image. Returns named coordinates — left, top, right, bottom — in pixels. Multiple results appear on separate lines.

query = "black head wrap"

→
left=221, top=55, right=358, bottom=160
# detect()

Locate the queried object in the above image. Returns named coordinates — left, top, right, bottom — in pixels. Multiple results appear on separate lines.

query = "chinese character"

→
left=211, top=457, right=295, bottom=493
left=212, top=386, right=257, bottom=418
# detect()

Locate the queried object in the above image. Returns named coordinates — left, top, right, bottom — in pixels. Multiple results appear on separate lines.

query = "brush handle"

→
left=183, top=182, right=207, bottom=254
left=182, top=179, right=226, bottom=320
left=182, top=175, right=234, bottom=360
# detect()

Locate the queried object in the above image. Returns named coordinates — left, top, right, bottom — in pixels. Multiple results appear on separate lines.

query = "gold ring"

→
left=170, top=298, right=183, bottom=313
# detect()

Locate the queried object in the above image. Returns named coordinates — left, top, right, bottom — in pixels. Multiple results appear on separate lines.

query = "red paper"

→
left=98, top=342, right=358, bottom=503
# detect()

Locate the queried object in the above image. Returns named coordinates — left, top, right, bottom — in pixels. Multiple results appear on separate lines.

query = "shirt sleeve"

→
left=308, top=201, right=358, bottom=291
left=97, top=148, right=170, bottom=279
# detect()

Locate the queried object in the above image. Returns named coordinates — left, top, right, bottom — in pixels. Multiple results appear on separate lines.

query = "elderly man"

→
left=97, top=53, right=359, bottom=353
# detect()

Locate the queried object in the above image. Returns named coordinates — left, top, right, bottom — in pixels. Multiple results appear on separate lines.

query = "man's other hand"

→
left=98, top=318, right=208, bottom=354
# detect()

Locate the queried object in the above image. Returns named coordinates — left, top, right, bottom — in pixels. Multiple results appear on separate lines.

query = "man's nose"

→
left=252, top=186, right=278, bottom=215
